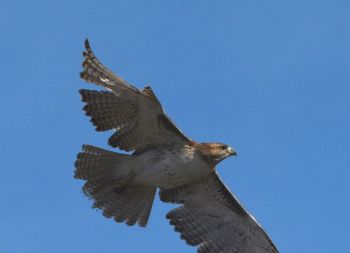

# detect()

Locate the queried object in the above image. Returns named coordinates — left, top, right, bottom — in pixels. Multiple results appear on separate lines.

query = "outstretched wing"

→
left=79, top=39, right=190, bottom=151
left=160, top=173, right=278, bottom=253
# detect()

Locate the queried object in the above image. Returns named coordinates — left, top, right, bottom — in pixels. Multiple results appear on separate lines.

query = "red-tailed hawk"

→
left=74, top=39, right=279, bottom=253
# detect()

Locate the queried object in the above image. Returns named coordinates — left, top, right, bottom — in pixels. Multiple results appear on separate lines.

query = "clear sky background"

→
left=1, top=1, right=349, bottom=252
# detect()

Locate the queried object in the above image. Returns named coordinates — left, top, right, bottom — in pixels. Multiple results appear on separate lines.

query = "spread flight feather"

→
left=74, top=39, right=279, bottom=253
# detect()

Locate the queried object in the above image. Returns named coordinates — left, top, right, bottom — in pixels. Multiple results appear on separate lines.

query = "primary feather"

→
left=74, top=39, right=279, bottom=253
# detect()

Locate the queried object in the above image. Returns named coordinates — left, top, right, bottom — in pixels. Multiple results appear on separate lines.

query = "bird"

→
left=74, top=39, right=279, bottom=253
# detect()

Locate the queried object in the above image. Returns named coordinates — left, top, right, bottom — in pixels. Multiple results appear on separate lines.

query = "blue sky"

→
left=1, top=0, right=349, bottom=252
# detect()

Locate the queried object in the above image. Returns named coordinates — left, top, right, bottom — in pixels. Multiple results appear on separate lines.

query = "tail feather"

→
left=74, top=144, right=156, bottom=227
left=75, top=144, right=125, bottom=182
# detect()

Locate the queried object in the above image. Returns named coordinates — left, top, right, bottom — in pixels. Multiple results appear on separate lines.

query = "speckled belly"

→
left=131, top=148, right=212, bottom=188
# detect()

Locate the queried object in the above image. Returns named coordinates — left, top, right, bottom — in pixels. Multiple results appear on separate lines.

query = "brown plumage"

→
left=74, top=39, right=279, bottom=253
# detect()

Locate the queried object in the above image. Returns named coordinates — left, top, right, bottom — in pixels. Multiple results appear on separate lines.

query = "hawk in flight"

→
left=74, top=39, right=279, bottom=253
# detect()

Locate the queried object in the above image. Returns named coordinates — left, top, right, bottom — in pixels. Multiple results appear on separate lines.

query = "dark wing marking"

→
left=80, top=39, right=190, bottom=151
left=160, top=173, right=279, bottom=253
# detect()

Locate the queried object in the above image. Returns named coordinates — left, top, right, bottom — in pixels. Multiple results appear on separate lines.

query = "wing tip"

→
left=84, top=38, right=91, bottom=51
left=79, top=71, right=88, bottom=81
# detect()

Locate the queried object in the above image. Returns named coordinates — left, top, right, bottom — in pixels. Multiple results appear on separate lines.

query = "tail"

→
left=74, top=144, right=156, bottom=227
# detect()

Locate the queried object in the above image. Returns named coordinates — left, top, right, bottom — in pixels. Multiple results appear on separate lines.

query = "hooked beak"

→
left=227, top=146, right=237, bottom=157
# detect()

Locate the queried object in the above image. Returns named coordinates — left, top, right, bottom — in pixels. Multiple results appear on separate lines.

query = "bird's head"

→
left=195, top=142, right=237, bottom=164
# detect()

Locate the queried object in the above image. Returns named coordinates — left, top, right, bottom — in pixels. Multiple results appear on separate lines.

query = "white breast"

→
left=131, top=146, right=213, bottom=188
